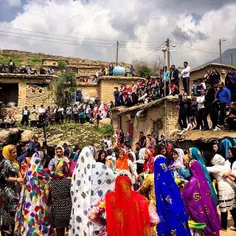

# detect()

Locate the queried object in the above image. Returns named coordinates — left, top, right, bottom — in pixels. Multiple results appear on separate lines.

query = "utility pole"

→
left=116, top=41, right=119, bottom=66
left=219, top=39, right=222, bottom=64
left=230, top=54, right=234, bottom=65
left=166, top=38, right=170, bottom=70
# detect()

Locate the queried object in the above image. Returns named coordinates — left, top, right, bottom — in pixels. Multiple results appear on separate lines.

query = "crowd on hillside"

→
left=18, top=102, right=110, bottom=128
left=0, top=59, right=55, bottom=75
left=1, top=128, right=236, bottom=235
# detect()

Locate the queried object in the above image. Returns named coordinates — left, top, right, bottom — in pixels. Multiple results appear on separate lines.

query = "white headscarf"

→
left=55, top=145, right=68, bottom=162
left=69, top=146, right=115, bottom=236
left=212, top=154, right=225, bottom=166
left=172, top=148, right=184, bottom=167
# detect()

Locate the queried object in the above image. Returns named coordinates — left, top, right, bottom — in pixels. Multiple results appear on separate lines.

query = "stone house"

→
left=0, top=73, right=55, bottom=109
left=190, top=63, right=236, bottom=89
left=111, top=97, right=179, bottom=145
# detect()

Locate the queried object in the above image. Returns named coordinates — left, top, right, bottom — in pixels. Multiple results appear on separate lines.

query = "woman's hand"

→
left=16, top=178, right=24, bottom=184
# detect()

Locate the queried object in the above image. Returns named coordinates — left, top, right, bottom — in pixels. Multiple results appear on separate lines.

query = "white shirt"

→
left=38, top=107, right=45, bottom=114
left=23, top=109, right=29, bottom=115
left=181, top=66, right=191, bottom=78
left=196, top=95, right=205, bottom=110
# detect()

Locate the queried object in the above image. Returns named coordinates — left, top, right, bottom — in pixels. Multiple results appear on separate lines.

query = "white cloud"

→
left=7, top=0, right=21, bottom=7
left=0, top=0, right=235, bottom=68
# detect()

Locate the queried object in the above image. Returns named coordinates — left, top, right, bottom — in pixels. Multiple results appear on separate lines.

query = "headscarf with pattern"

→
left=15, top=153, right=52, bottom=235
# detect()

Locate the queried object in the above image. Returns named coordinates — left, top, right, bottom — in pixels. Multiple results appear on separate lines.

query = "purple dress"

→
left=182, top=160, right=221, bottom=236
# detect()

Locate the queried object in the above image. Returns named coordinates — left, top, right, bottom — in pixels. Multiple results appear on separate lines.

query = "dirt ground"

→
left=181, top=130, right=236, bottom=141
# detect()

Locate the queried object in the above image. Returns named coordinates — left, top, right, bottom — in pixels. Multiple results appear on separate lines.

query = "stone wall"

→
left=113, top=98, right=179, bottom=146
left=98, top=76, right=141, bottom=103
left=25, top=84, right=55, bottom=107
left=77, top=82, right=98, bottom=98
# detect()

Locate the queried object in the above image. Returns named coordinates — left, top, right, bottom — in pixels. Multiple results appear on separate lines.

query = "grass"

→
left=0, top=52, right=42, bottom=67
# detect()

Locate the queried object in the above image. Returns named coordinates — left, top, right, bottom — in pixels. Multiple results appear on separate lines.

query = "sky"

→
left=0, top=0, right=235, bottom=68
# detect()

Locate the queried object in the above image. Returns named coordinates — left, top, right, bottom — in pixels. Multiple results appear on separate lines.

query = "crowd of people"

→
left=0, top=59, right=55, bottom=75
left=1, top=129, right=236, bottom=236
left=113, top=62, right=191, bottom=107
left=19, top=100, right=110, bottom=128
left=177, top=81, right=236, bottom=133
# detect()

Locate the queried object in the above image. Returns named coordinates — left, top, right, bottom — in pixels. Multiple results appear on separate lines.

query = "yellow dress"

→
left=137, top=174, right=157, bottom=236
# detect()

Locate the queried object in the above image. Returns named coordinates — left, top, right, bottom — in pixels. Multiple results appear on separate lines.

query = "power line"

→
left=0, top=28, right=165, bottom=48
left=0, top=33, right=116, bottom=48
left=136, top=43, right=165, bottom=61
left=0, top=25, right=165, bottom=45
left=172, top=41, right=220, bottom=55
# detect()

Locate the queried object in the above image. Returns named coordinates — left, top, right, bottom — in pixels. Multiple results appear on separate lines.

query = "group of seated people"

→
left=113, top=76, right=179, bottom=107
left=0, top=59, right=55, bottom=75
left=0, top=113, right=16, bottom=128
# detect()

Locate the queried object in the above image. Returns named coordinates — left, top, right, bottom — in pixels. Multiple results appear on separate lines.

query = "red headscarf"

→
left=143, top=149, right=154, bottom=173
left=105, top=176, right=151, bottom=236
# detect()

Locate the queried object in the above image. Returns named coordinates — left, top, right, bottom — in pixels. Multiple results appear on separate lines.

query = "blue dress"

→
left=154, top=156, right=191, bottom=236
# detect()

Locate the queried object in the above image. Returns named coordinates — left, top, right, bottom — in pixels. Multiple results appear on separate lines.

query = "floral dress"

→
left=0, top=159, right=20, bottom=228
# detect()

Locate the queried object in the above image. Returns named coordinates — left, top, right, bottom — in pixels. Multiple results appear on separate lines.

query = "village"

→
left=1, top=1, right=236, bottom=236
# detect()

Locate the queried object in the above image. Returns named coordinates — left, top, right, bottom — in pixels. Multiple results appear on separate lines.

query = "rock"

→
left=21, top=130, right=33, bottom=142
left=0, top=130, right=10, bottom=145
left=99, top=118, right=111, bottom=128
left=0, top=128, right=20, bottom=146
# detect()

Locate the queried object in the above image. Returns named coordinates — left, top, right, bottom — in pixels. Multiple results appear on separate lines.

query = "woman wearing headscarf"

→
left=20, top=157, right=30, bottom=178
left=69, top=146, right=116, bottom=236
left=88, top=174, right=159, bottom=236
left=50, top=158, right=72, bottom=236
left=0, top=145, right=23, bottom=235
left=189, top=147, right=218, bottom=205
left=137, top=172, right=157, bottom=236
left=182, top=160, right=221, bottom=236
left=225, top=147, right=236, bottom=173
left=207, top=154, right=236, bottom=231
left=154, top=155, right=191, bottom=236
left=143, top=148, right=154, bottom=173
left=48, top=145, right=69, bottom=174
left=220, top=138, right=232, bottom=159
left=15, top=152, right=52, bottom=235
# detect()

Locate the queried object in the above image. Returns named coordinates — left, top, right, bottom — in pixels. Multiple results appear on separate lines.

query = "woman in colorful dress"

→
left=48, top=145, right=69, bottom=174
left=69, top=146, right=116, bottom=236
left=189, top=147, right=218, bottom=205
left=15, top=152, right=52, bottom=235
left=182, top=160, right=221, bottom=236
left=88, top=175, right=159, bottom=236
left=207, top=154, right=236, bottom=231
left=154, top=155, right=191, bottom=236
left=0, top=145, right=23, bottom=236
left=137, top=173, right=157, bottom=236
left=50, top=158, right=72, bottom=236
left=143, top=148, right=154, bottom=173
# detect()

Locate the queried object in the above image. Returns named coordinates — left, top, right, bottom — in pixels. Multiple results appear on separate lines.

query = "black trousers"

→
left=178, top=112, right=187, bottom=129
left=21, top=115, right=29, bottom=126
left=219, top=103, right=227, bottom=125
left=74, top=114, right=79, bottom=123
left=206, top=105, right=217, bottom=129
left=183, top=77, right=190, bottom=94
left=221, top=208, right=236, bottom=230
left=196, top=108, right=209, bottom=129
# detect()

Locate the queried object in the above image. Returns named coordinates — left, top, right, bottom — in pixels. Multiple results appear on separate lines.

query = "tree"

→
left=57, top=60, right=67, bottom=71
left=54, top=70, right=77, bottom=107
left=133, top=57, right=163, bottom=78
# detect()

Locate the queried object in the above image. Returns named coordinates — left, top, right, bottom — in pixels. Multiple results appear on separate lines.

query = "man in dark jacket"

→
left=170, top=65, right=179, bottom=87
left=205, top=81, right=217, bottom=129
